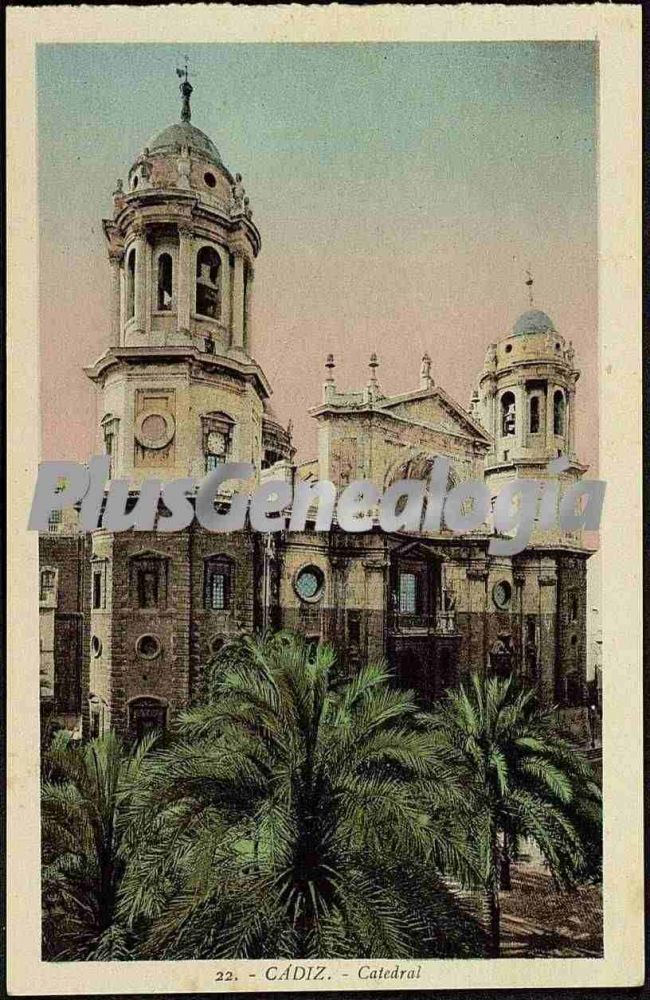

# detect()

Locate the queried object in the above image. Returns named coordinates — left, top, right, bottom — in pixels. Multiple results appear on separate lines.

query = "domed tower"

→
left=80, top=73, right=282, bottom=741
left=85, top=70, right=270, bottom=487
left=477, top=307, right=585, bottom=491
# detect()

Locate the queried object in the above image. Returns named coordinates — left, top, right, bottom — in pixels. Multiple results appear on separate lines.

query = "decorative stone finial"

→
left=176, top=58, right=193, bottom=122
left=243, top=195, right=253, bottom=220
left=323, top=354, right=336, bottom=402
left=420, top=351, right=433, bottom=389
left=232, top=173, right=245, bottom=212
left=566, top=340, right=576, bottom=366
left=368, top=352, right=379, bottom=375
left=114, top=178, right=123, bottom=195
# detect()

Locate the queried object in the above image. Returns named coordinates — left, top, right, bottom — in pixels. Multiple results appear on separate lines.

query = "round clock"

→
left=207, top=430, right=227, bottom=455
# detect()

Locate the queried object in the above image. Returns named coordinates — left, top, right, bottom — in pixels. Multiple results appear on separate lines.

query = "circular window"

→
left=135, top=634, right=161, bottom=660
left=294, top=566, right=325, bottom=603
left=504, top=343, right=513, bottom=354
left=135, top=410, right=175, bottom=450
left=204, top=171, right=217, bottom=188
left=492, top=580, right=512, bottom=610
left=91, top=635, right=102, bottom=658
left=555, top=342, right=561, bottom=350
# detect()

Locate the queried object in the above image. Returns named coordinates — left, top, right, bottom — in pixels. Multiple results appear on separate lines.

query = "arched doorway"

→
left=127, top=697, right=168, bottom=742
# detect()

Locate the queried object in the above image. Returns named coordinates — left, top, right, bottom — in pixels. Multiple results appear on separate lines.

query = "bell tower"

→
left=85, top=70, right=269, bottom=487
left=476, top=300, right=588, bottom=546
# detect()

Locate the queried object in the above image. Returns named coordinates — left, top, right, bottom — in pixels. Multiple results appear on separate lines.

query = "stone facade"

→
left=39, top=84, right=594, bottom=742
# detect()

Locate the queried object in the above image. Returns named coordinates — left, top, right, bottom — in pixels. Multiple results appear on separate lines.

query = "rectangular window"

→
left=205, top=559, right=233, bottom=611
left=40, top=570, right=56, bottom=604
left=92, top=565, right=107, bottom=610
left=137, top=568, right=159, bottom=608
left=206, top=452, right=225, bottom=472
left=48, top=510, right=62, bottom=533
left=210, top=572, right=226, bottom=610
left=399, top=573, right=417, bottom=614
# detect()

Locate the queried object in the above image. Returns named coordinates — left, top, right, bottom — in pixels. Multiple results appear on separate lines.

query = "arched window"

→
left=529, top=395, right=540, bottom=434
left=157, top=253, right=173, bottom=311
left=204, top=556, right=234, bottom=611
left=501, top=391, right=516, bottom=437
left=126, top=248, right=136, bottom=320
left=554, top=390, right=565, bottom=436
left=196, top=246, right=221, bottom=319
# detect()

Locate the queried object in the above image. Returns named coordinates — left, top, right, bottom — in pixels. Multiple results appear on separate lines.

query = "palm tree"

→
left=41, top=729, right=156, bottom=960
left=430, top=672, right=602, bottom=957
left=118, top=631, right=488, bottom=959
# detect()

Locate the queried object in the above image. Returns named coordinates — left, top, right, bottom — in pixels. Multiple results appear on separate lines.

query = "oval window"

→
left=294, top=566, right=324, bottom=603
left=91, top=635, right=102, bottom=658
left=204, top=172, right=216, bottom=188
left=135, top=634, right=161, bottom=660
left=504, top=343, right=513, bottom=354
left=492, top=580, right=512, bottom=610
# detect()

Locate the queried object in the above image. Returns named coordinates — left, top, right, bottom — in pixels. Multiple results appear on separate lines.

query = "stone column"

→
left=244, top=263, right=254, bottom=353
left=143, top=236, right=153, bottom=336
left=177, top=225, right=193, bottom=337
left=466, top=562, right=488, bottom=675
left=231, top=251, right=245, bottom=350
left=108, top=251, right=123, bottom=346
left=515, top=384, right=526, bottom=452
left=132, top=227, right=147, bottom=333
left=546, top=382, right=556, bottom=452
left=567, top=386, right=576, bottom=457
left=362, top=557, right=389, bottom=665
left=538, top=563, right=558, bottom=706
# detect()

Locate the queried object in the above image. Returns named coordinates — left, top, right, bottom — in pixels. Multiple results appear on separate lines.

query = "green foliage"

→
left=41, top=729, right=157, bottom=960
left=118, top=632, right=487, bottom=959
left=428, top=672, right=602, bottom=954
left=41, top=636, right=601, bottom=962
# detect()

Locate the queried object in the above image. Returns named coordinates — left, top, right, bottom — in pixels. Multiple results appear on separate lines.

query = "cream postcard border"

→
left=6, top=4, right=642, bottom=994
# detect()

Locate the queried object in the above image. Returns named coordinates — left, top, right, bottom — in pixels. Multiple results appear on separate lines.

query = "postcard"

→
left=6, top=4, right=643, bottom=994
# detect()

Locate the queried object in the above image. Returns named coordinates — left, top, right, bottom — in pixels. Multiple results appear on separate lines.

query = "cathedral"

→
left=39, top=77, right=593, bottom=743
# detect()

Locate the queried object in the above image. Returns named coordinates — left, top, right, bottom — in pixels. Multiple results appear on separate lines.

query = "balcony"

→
left=390, top=610, right=458, bottom=636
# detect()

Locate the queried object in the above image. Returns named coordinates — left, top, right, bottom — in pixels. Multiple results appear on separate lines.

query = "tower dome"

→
left=511, top=309, right=556, bottom=336
left=146, top=122, right=222, bottom=166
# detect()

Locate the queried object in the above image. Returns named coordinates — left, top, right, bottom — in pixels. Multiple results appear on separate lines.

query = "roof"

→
left=146, top=122, right=222, bottom=165
left=511, top=309, right=556, bottom=336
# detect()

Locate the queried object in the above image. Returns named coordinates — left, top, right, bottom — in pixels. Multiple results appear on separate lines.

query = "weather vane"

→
left=176, top=56, right=193, bottom=122
left=525, top=269, right=534, bottom=308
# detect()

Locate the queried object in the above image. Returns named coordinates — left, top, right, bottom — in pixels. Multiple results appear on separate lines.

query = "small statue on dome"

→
left=112, top=178, right=126, bottom=212
left=485, top=343, right=497, bottom=368
left=176, top=146, right=191, bottom=189
left=566, top=340, right=576, bottom=366
left=243, top=195, right=253, bottom=220
left=232, top=173, right=245, bottom=211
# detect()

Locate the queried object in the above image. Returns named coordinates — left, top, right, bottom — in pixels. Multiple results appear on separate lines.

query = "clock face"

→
left=207, top=431, right=226, bottom=455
